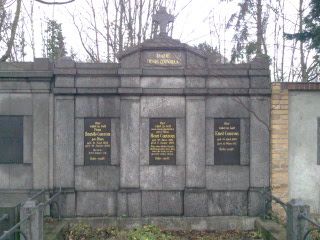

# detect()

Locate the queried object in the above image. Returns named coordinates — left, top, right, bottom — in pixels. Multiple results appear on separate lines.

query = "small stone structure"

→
left=0, top=8, right=271, bottom=224
left=271, top=82, right=320, bottom=216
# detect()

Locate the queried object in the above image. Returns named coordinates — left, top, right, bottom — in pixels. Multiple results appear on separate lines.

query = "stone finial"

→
left=152, top=7, right=174, bottom=36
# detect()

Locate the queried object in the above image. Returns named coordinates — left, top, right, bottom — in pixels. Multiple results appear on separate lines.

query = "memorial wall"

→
left=0, top=8, right=271, bottom=219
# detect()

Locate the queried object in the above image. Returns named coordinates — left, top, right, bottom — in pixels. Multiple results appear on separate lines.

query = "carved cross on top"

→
left=152, top=7, right=175, bottom=36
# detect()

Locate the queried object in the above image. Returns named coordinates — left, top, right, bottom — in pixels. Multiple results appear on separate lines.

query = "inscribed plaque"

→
left=214, top=118, right=240, bottom=165
left=0, top=116, right=23, bottom=164
left=84, top=118, right=111, bottom=165
left=149, top=118, right=176, bottom=165
left=143, top=51, right=183, bottom=68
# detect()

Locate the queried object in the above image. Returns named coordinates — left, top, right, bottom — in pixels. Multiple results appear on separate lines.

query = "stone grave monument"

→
left=0, top=7, right=271, bottom=228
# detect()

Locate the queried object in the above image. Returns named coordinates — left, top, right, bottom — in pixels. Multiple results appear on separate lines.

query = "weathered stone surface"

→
left=53, top=88, right=76, bottom=94
left=77, top=88, right=117, bottom=94
left=98, top=96, right=120, bottom=117
left=54, top=99, right=74, bottom=188
left=176, top=118, right=186, bottom=165
left=58, top=192, right=76, bottom=217
left=184, top=190, right=208, bottom=217
left=111, top=118, right=120, bottom=165
left=141, top=96, right=185, bottom=118
left=159, top=191, right=183, bottom=216
left=240, top=118, right=250, bottom=165
left=140, top=166, right=162, bottom=190
left=55, top=76, right=75, bottom=88
left=207, top=77, right=250, bottom=89
left=142, top=191, right=158, bottom=216
left=9, top=93, right=32, bottom=115
left=32, top=94, right=49, bottom=189
left=23, top=116, right=33, bottom=164
left=143, top=88, right=184, bottom=95
left=0, top=93, right=9, bottom=114
left=250, top=77, right=270, bottom=89
left=206, top=166, right=250, bottom=190
left=9, top=164, right=32, bottom=189
left=0, top=165, right=10, bottom=189
left=121, top=77, right=140, bottom=87
left=250, top=98, right=270, bottom=187
left=97, top=166, right=120, bottom=190
left=31, top=82, right=50, bottom=90
left=76, top=77, right=120, bottom=88
left=77, top=192, right=117, bottom=216
left=206, top=96, right=250, bottom=118
left=141, top=77, right=185, bottom=88
left=141, top=191, right=183, bottom=216
left=75, top=96, right=98, bottom=117
left=163, top=166, right=185, bottom=190
left=186, top=98, right=206, bottom=188
left=118, top=190, right=141, bottom=217
left=120, top=52, right=140, bottom=68
left=120, top=99, right=140, bottom=188
left=248, top=188, right=266, bottom=217
left=206, top=118, right=215, bottom=165
left=208, top=191, right=248, bottom=216
left=75, top=166, right=97, bottom=190
left=186, top=77, right=205, bottom=88
left=75, top=166, right=120, bottom=191
left=34, top=58, right=51, bottom=71
left=55, top=57, right=75, bottom=69
left=75, top=118, right=84, bottom=166
left=140, top=118, right=149, bottom=165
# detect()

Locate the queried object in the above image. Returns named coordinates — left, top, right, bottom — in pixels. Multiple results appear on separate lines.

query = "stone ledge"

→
left=44, top=220, right=69, bottom=240
left=255, top=218, right=285, bottom=240
left=0, top=71, right=53, bottom=78
left=65, top=216, right=257, bottom=231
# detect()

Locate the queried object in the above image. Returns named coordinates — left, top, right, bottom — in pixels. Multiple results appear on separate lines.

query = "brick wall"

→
left=270, top=83, right=289, bottom=216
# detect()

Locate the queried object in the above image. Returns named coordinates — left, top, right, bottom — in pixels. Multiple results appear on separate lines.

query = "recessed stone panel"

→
left=140, top=166, right=162, bottom=190
left=98, top=96, right=120, bottom=118
left=9, top=94, right=32, bottom=115
left=206, top=96, right=250, bottom=118
left=77, top=192, right=117, bottom=216
left=206, top=166, right=249, bottom=190
left=208, top=191, right=248, bottom=216
left=141, top=77, right=185, bottom=88
left=141, top=96, right=185, bottom=118
left=76, top=77, right=120, bottom=88
left=75, top=97, right=98, bottom=118
left=207, top=77, right=249, bottom=89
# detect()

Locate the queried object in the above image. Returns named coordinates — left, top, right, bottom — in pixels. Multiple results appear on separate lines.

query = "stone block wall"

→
left=0, top=37, right=272, bottom=219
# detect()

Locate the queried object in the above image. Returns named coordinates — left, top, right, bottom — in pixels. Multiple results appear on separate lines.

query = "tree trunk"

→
left=0, top=0, right=22, bottom=61
left=299, top=0, right=308, bottom=82
left=256, top=0, right=263, bottom=56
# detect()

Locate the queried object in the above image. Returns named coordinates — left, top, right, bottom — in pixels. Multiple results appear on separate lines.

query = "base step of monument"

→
left=255, top=218, right=285, bottom=240
left=44, top=220, right=69, bottom=240
left=64, top=216, right=257, bottom=231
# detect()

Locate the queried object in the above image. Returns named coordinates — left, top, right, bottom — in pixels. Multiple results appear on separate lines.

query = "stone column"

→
left=186, top=96, right=206, bottom=188
left=286, top=199, right=310, bottom=240
left=120, top=96, right=140, bottom=188
left=249, top=96, right=270, bottom=216
left=20, top=199, right=43, bottom=240
left=54, top=96, right=75, bottom=188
